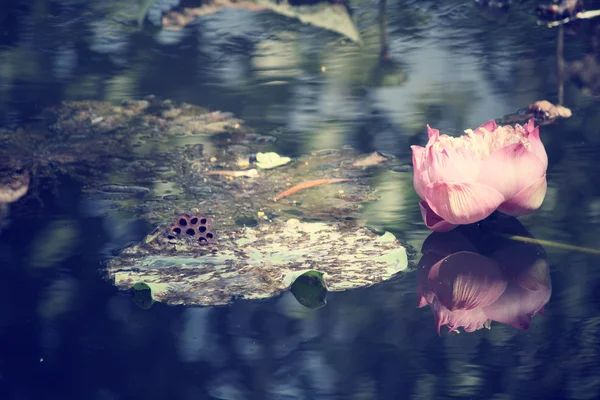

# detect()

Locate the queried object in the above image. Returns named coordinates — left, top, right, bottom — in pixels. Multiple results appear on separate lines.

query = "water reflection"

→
left=417, top=213, right=551, bottom=334
left=157, top=0, right=361, bottom=44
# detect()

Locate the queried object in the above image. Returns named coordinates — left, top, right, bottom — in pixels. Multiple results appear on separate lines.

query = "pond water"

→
left=2, top=0, right=600, bottom=399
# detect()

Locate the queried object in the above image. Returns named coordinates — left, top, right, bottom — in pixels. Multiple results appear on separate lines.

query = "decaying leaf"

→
left=105, top=218, right=408, bottom=306
left=160, top=0, right=361, bottom=43
left=352, top=152, right=390, bottom=167
left=527, top=100, right=572, bottom=120
left=162, top=0, right=266, bottom=29
left=496, top=100, right=572, bottom=126
left=255, top=152, right=291, bottom=169
left=0, top=169, right=30, bottom=203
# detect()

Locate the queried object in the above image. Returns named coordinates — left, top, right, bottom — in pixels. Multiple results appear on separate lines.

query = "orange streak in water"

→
left=273, top=178, right=351, bottom=201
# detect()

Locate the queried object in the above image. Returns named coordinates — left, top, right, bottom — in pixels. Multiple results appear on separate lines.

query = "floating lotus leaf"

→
left=105, top=218, right=408, bottom=306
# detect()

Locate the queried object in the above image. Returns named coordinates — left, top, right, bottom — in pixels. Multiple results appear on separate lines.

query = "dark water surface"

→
left=2, top=0, right=600, bottom=399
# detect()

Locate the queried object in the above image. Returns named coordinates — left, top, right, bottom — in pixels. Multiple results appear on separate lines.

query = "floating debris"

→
left=496, top=100, right=572, bottom=126
left=255, top=152, right=291, bottom=169
left=352, top=152, right=390, bottom=167
left=527, top=100, right=572, bottom=121
left=0, top=169, right=30, bottom=203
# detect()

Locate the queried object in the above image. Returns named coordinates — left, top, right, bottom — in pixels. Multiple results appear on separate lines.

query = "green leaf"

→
left=290, top=270, right=327, bottom=309
left=132, top=282, right=154, bottom=309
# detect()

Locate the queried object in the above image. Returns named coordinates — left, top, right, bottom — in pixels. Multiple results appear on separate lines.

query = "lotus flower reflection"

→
left=412, top=120, right=548, bottom=232
left=417, top=215, right=552, bottom=334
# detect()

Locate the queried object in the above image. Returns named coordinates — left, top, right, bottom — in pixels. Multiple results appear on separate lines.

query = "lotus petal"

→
left=412, top=146, right=429, bottom=199
left=427, top=125, right=440, bottom=140
left=523, top=120, right=548, bottom=169
left=427, top=146, right=481, bottom=184
left=424, top=182, right=505, bottom=225
left=473, top=120, right=498, bottom=134
left=497, top=175, right=547, bottom=216
left=419, top=201, right=459, bottom=232
left=477, top=142, right=545, bottom=199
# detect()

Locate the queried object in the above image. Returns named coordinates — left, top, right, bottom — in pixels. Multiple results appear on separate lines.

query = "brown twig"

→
left=273, top=178, right=352, bottom=201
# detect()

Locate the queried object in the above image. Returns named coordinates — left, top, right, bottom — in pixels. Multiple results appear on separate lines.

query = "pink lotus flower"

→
left=417, top=217, right=552, bottom=334
left=412, top=120, right=548, bottom=232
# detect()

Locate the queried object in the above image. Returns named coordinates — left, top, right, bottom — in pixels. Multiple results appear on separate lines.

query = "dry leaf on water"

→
left=352, top=152, right=390, bottom=167
left=528, top=100, right=572, bottom=120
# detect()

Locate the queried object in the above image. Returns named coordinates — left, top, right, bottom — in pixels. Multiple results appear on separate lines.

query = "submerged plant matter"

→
left=412, top=120, right=548, bottom=232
